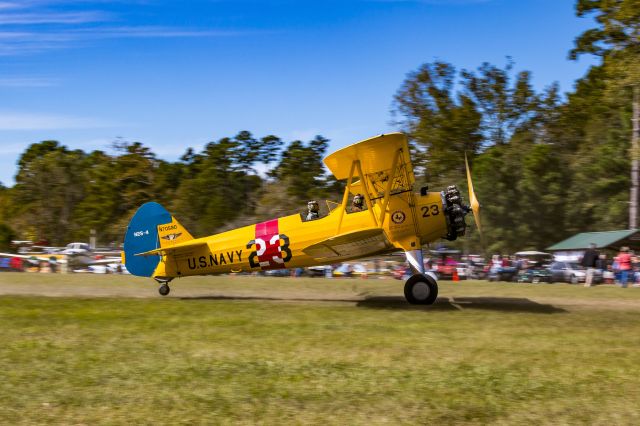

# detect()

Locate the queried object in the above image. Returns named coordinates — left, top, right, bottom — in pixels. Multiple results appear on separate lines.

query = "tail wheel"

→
left=404, top=274, right=438, bottom=305
left=158, top=284, right=170, bottom=296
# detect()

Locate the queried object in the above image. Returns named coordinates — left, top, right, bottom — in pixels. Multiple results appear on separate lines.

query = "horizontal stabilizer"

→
left=89, top=257, right=121, bottom=265
left=135, top=241, right=208, bottom=257
left=303, top=228, right=392, bottom=260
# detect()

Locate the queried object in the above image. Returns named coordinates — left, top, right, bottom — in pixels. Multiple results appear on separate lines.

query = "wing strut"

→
left=336, top=159, right=379, bottom=235
left=354, top=159, right=378, bottom=228
left=336, top=160, right=357, bottom=235
left=378, top=148, right=401, bottom=226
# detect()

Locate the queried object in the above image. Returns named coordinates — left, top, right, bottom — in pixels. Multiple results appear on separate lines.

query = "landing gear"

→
left=155, top=277, right=173, bottom=296
left=404, top=273, right=438, bottom=305
left=158, top=284, right=170, bottom=296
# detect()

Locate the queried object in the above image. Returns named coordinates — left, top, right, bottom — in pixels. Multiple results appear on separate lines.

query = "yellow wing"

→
left=302, top=228, right=392, bottom=260
left=324, top=133, right=415, bottom=200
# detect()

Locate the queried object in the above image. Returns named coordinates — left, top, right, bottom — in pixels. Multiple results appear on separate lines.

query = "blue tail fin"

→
left=123, top=202, right=173, bottom=277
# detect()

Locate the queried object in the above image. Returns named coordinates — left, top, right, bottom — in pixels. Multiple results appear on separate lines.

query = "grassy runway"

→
left=1, top=273, right=640, bottom=424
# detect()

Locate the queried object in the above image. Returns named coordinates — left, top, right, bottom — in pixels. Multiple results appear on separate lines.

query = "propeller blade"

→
left=465, top=152, right=482, bottom=236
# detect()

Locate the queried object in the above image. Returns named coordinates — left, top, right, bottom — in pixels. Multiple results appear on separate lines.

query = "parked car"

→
left=487, top=266, right=518, bottom=282
left=517, top=267, right=553, bottom=283
left=549, top=261, right=602, bottom=284
left=514, top=251, right=553, bottom=283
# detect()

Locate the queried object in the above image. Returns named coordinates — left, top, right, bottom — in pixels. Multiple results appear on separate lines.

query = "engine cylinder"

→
left=443, top=185, right=467, bottom=241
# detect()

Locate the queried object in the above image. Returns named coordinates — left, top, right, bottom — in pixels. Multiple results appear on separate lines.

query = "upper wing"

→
left=302, top=228, right=393, bottom=260
left=323, top=133, right=415, bottom=199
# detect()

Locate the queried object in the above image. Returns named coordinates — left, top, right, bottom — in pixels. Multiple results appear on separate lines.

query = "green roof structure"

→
left=546, top=230, right=640, bottom=251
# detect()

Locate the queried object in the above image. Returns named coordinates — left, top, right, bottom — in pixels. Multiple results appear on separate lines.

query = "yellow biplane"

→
left=122, top=133, right=480, bottom=304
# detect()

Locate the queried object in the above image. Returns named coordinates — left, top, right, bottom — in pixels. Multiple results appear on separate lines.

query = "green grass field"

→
left=1, top=273, right=640, bottom=425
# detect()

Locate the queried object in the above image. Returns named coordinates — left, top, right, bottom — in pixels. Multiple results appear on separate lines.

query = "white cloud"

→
left=0, top=26, right=261, bottom=55
left=0, top=1, right=24, bottom=10
left=0, top=11, right=109, bottom=25
left=0, top=112, right=113, bottom=130
left=73, top=26, right=248, bottom=39
left=0, top=1, right=264, bottom=56
left=0, top=77, right=59, bottom=87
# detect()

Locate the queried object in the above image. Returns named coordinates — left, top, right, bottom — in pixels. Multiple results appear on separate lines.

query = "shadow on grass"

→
left=180, top=295, right=360, bottom=303
left=357, top=296, right=566, bottom=314
left=180, top=294, right=565, bottom=314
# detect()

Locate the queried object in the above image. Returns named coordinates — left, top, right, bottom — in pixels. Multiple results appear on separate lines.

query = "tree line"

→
left=395, top=0, right=639, bottom=253
left=0, top=0, right=638, bottom=254
left=0, top=133, right=339, bottom=248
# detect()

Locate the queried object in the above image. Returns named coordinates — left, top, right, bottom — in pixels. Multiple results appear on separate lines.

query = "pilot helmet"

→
left=308, top=200, right=319, bottom=212
left=353, top=194, right=364, bottom=206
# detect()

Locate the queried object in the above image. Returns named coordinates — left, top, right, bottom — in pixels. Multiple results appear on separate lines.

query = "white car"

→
left=61, top=242, right=92, bottom=255
left=549, top=262, right=602, bottom=284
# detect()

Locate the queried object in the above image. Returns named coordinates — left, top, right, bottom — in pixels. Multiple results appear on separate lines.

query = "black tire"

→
left=404, top=274, right=438, bottom=305
left=158, top=284, right=170, bottom=296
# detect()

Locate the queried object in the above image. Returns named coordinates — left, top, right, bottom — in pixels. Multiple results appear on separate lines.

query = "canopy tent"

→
left=547, top=230, right=640, bottom=252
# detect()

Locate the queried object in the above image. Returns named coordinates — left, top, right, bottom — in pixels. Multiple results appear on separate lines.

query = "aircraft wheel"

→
left=158, top=284, right=170, bottom=296
left=404, top=274, right=438, bottom=305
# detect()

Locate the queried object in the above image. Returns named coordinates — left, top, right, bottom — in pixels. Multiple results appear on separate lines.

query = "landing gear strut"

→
left=404, top=274, right=438, bottom=305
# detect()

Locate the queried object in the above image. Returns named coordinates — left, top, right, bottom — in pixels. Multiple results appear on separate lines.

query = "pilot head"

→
left=353, top=194, right=364, bottom=208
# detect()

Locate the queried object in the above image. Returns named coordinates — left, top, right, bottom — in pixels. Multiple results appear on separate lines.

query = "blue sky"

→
left=0, top=0, right=598, bottom=186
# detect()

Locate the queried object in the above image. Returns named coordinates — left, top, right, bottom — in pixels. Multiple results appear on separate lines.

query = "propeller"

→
left=465, top=152, right=482, bottom=238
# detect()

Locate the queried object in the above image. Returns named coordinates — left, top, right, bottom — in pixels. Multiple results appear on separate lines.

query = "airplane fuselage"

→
left=152, top=190, right=448, bottom=279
